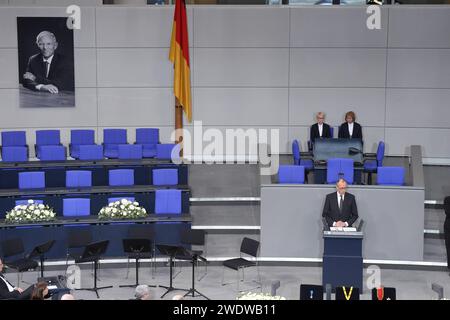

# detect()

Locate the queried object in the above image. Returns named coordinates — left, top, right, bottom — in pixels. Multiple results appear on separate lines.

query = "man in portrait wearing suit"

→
left=0, top=258, right=35, bottom=300
left=338, top=111, right=363, bottom=140
left=322, top=179, right=358, bottom=228
left=310, top=111, right=332, bottom=143
left=22, top=30, right=74, bottom=94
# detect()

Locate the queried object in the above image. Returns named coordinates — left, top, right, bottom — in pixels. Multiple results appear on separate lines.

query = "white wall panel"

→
left=289, top=88, right=385, bottom=127
left=386, top=89, right=450, bottom=128
left=387, top=49, right=450, bottom=88
left=98, top=88, right=173, bottom=126
left=193, top=88, right=288, bottom=126
left=193, top=48, right=289, bottom=87
left=290, top=48, right=386, bottom=88
left=194, top=7, right=289, bottom=48
left=97, top=48, right=173, bottom=87
left=96, top=7, right=193, bottom=48
left=290, top=7, right=388, bottom=48
left=389, top=7, right=450, bottom=48
left=386, top=127, right=450, bottom=158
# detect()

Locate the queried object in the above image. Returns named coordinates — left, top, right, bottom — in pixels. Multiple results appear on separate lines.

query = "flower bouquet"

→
left=98, top=199, right=148, bottom=220
left=5, top=200, right=56, bottom=223
left=237, top=292, right=286, bottom=300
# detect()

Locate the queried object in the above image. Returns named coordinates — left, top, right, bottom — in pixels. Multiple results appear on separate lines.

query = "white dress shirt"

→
left=318, top=123, right=323, bottom=137
left=348, top=122, right=354, bottom=138
left=0, top=274, right=15, bottom=292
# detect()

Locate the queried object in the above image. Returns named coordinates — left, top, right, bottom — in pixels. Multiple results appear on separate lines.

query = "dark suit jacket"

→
left=310, top=123, right=332, bottom=142
left=322, top=192, right=358, bottom=227
left=0, top=273, right=20, bottom=299
left=0, top=273, right=34, bottom=300
left=23, top=52, right=74, bottom=92
left=338, top=122, right=362, bottom=140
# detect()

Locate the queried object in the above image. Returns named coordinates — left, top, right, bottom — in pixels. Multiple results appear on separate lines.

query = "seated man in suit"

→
left=338, top=111, right=362, bottom=140
left=22, top=31, right=74, bottom=94
left=310, top=112, right=332, bottom=143
left=322, top=179, right=358, bottom=228
left=0, top=258, right=35, bottom=300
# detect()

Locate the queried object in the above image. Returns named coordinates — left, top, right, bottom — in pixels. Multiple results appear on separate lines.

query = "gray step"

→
left=424, top=237, right=447, bottom=262
left=425, top=208, right=445, bottom=234
left=189, top=164, right=260, bottom=198
left=191, top=204, right=260, bottom=227
left=203, top=233, right=260, bottom=258
left=424, top=165, right=450, bottom=201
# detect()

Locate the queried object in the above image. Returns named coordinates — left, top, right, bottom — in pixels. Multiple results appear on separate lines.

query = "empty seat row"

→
left=15, top=189, right=183, bottom=216
left=0, top=129, right=178, bottom=161
left=277, top=164, right=405, bottom=185
left=18, top=168, right=179, bottom=189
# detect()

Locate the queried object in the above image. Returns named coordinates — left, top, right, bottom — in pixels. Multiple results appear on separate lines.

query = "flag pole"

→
left=175, top=98, right=183, bottom=156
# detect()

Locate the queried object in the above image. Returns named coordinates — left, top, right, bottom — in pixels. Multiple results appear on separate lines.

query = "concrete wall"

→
left=260, top=184, right=425, bottom=261
left=0, top=6, right=449, bottom=159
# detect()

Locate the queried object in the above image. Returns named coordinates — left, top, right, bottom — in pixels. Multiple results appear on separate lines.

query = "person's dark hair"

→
left=345, top=111, right=356, bottom=122
left=30, top=282, right=48, bottom=300
left=444, top=196, right=450, bottom=216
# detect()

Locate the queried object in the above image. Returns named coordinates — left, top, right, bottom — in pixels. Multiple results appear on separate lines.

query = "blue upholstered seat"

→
left=103, top=129, right=127, bottom=159
left=2, top=146, right=28, bottom=162
left=66, top=171, right=92, bottom=188
left=278, top=165, right=305, bottom=184
left=18, top=171, right=45, bottom=189
left=109, top=169, right=134, bottom=186
left=70, top=130, right=96, bottom=159
left=327, top=158, right=354, bottom=184
left=136, top=128, right=159, bottom=158
left=79, top=145, right=104, bottom=160
left=63, top=198, right=91, bottom=217
left=118, top=144, right=143, bottom=160
left=152, top=168, right=178, bottom=185
left=377, top=166, right=405, bottom=186
left=154, top=189, right=182, bottom=214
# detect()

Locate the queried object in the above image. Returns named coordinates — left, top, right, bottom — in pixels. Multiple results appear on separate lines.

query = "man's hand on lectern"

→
left=335, top=221, right=346, bottom=228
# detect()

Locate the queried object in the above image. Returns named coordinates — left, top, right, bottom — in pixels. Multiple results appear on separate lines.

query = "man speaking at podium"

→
left=322, top=179, right=358, bottom=228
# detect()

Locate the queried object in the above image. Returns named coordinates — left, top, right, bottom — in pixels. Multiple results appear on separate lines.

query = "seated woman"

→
left=338, top=111, right=362, bottom=140
left=30, top=282, right=49, bottom=300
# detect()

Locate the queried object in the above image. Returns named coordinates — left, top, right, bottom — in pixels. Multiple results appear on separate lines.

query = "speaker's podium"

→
left=322, top=218, right=364, bottom=292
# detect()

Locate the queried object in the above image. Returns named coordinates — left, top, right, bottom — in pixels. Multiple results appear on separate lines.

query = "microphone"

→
left=348, top=147, right=362, bottom=155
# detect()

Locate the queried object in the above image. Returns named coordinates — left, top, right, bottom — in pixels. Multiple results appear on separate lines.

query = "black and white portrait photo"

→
left=17, top=17, right=75, bottom=107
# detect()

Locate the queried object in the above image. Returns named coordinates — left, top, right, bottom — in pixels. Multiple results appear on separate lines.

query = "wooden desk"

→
left=19, top=86, right=75, bottom=108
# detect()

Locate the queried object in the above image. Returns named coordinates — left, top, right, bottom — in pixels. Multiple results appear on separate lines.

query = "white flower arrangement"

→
left=237, top=292, right=286, bottom=300
left=98, top=199, right=148, bottom=220
left=5, top=200, right=56, bottom=223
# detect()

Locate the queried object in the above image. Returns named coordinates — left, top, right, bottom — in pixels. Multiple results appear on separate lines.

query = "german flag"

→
left=169, top=0, right=192, bottom=123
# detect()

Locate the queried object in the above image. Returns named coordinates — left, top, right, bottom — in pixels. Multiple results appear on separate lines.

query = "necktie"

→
left=44, top=61, right=50, bottom=78
left=339, top=195, right=344, bottom=213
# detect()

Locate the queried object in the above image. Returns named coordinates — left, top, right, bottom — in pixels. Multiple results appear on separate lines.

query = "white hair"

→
left=36, top=31, right=57, bottom=44
left=135, top=285, right=151, bottom=299
left=61, top=294, right=75, bottom=300
left=316, top=112, right=325, bottom=118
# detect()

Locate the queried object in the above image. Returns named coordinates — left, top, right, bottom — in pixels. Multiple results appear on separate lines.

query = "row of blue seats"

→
left=292, top=139, right=385, bottom=175
left=17, top=168, right=179, bottom=189
left=15, top=189, right=184, bottom=216
left=278, top=162, right=405, bottom=185
left=0, top=129, right=178, bottom=162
